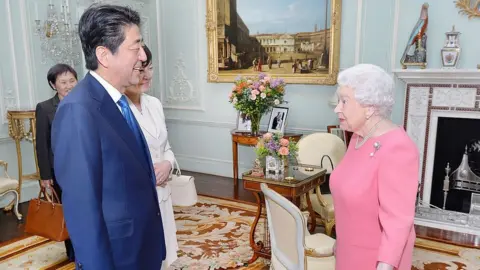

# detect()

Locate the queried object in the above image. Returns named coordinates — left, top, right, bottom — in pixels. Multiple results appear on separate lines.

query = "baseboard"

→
left=0, top=180, right=40, bottom=209
left=175, top=154, right=252, bottom=178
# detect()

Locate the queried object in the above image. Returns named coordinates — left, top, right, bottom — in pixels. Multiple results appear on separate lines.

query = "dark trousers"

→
left=52, top=175, right=75, bottom=260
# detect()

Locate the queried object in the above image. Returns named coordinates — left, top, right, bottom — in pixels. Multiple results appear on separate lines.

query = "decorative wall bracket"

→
left=455, top=0, right=480, bottom=19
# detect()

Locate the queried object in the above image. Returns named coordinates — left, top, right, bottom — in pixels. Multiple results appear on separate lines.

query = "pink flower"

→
left=228, top=92, right=233, bottom=99
left=252, top=89, right=260, bottom=95
left=247, top=80, right=253, bottom=84
left=280, top=138, right=289, bottom=147
left=259, top=85, right=266, bottom=92
left=232, top=85, right=236, bottom=90
left=263, top=133, right=273, bottom=140
left=264, top=76, right=271, bottom=82
left=278, top=146, right=289, bottom=156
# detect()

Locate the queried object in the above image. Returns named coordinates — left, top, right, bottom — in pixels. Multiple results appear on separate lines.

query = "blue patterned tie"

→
left=117, top=96, right=149, bottom=164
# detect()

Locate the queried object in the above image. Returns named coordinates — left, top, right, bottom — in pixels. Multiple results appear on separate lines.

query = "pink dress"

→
left=330, top=128, right=419, bottom=270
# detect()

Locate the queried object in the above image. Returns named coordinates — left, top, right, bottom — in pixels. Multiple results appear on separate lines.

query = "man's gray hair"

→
left=337, top=64, right=395, bottom=118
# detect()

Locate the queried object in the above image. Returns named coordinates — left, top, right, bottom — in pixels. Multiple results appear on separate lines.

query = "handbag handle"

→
left=38, top=186, right=61, bottom=204
left=174, top=158, right=181, bottom=177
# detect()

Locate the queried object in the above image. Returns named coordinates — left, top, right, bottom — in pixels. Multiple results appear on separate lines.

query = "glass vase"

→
left=249, top=112, right=262, bottom=136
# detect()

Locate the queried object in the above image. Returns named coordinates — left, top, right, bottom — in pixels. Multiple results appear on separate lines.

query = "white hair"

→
left=337, top=64, right=395, bottom=118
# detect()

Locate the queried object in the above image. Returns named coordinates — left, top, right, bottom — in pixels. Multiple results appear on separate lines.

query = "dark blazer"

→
left=35, top=94, right=60, bottom=180
left=51, top=73, right=166, bottom=270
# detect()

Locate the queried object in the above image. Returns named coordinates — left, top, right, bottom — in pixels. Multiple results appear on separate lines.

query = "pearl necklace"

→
left=355, top=119, right=384, bottom=149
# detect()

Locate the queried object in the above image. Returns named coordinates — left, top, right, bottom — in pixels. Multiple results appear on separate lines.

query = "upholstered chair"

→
left=297, top=133, right=347, bottom=236
left=261, top=183, right=335, bottom=269
left=0, top=160, right=22, bottom=220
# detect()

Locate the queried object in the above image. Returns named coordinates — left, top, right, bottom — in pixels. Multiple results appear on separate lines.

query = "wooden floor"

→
left=1, top=170, right=479, bottom=250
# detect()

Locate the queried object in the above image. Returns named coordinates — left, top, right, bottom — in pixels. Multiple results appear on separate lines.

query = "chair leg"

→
left=325, top=220, right=335, bottom=236
left=11, top=190, right=22, bottom=221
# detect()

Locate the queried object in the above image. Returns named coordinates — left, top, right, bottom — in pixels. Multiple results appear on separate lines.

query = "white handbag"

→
left=169, top=159, right=198, bottom=207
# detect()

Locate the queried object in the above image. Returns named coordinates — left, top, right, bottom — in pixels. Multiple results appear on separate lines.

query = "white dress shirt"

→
left=90, top=71, right=122, bottom=112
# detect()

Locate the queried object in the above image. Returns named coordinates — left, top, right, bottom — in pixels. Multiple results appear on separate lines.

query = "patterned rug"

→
left=0, top=195, right=479, bottom=269
left=0, top=195, right=268, bottom=270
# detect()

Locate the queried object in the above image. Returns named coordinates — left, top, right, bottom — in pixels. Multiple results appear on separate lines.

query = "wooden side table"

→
left=231, top=130, right=302, bottom=189
left=7, top=110, right=39, bottom=206
left=242, top=165, right=327, bottom=263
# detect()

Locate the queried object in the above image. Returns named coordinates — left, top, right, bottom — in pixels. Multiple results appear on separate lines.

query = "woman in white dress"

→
left=125, top=45, right=178, bottom=268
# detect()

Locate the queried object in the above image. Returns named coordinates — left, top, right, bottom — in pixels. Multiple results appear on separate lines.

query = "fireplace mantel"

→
left=393, top=69, right=480, bottom=84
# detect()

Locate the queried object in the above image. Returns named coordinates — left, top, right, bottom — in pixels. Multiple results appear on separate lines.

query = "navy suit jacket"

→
left=52, top=73, right=166, bottom=270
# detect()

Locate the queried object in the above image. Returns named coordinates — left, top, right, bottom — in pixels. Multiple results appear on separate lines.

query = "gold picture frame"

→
left=205, top=0, right=342, bottom=85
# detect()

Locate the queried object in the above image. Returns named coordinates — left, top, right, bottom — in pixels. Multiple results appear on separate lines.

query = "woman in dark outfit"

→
left=35, top=63, right=78, bottom=261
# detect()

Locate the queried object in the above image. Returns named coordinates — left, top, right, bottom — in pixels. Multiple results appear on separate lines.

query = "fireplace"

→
left=429, top=116, right=480, bottom=213
left=397, top=69, right=480, bottom=234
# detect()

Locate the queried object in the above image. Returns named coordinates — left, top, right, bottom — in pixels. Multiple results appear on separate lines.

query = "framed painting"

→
left=206, top=0, right=342, bottom=85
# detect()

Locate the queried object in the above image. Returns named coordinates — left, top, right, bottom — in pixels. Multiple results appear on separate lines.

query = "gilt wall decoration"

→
left=455, top=0, right=480, bottom=19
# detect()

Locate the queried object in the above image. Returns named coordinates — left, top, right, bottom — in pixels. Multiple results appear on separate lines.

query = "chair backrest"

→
left=296, top=132, right=347, bottom=173
left=261, top=183, right=305, bottom=270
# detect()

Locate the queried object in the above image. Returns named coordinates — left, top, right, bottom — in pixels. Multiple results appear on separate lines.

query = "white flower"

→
left=250, top=95, right=257, bottom=100
left=233, top=98, right=238, bottom=104
left=260, top=93, right=266, bottom=99
left=274, top=99, right=280, bottom=105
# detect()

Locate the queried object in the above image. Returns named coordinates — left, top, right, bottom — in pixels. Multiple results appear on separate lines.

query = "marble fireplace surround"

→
left=394, top=69, right=480, bottom=233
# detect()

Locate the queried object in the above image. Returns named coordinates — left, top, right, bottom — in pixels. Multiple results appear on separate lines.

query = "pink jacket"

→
left=330, top=128, right=419, bottom=270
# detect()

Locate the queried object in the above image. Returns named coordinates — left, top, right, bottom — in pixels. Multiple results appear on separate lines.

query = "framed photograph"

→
left=327, top=124, right=353, bottom=146
left=330, top=127, right=345, bottom=142
left=236, top=112, right=252, bottom=132
left=205, top=0, right=342, bottom=85
left=267, top=107, right=289, bottom=133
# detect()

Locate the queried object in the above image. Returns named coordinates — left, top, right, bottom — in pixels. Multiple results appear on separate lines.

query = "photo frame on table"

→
left=327, top=125, right=352, bottom=146
left=267, top=107, right=289, bottom=133
left=236, top=112, right=252, bottom=132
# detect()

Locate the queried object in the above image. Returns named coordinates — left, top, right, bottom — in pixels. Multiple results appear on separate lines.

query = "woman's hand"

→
left=41, top=179, right=53, bottom=189
left=154, top=161, right=172, bottom=187
left=333, top=242, right=336, bottom=256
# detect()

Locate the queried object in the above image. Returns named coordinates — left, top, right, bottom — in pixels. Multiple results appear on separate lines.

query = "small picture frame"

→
left=267, top=107, right=289, bottom=133
left=236, top=112, right=251, bottom=132
left=327, top=125, right=347, bottom=146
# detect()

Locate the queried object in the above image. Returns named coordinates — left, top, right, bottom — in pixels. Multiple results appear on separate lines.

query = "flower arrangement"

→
left=254, top=132, right=298, bottom=162
left=228, top=73, right=286, bottom=135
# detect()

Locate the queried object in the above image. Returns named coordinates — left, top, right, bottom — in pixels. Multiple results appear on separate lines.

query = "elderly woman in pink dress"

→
left=330, top=64, right=419, bottom=270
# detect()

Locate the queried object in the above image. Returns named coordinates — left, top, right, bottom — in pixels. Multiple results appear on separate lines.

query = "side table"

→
left=231, top=130, right=302, bottom=189
left=7, top=110, right=39, bottom=206
left=242, top=165, right=327, bottom=263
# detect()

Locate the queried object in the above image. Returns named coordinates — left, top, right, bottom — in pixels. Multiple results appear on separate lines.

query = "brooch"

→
left=370, top=141, right=381, bottom=157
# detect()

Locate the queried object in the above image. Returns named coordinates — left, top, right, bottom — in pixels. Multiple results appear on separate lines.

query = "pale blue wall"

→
left=1, top=0, right=479, bottom=185
left=160, top=0, right=480, bottom=178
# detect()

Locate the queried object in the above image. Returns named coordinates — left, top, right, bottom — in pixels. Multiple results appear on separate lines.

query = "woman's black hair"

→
left=142, top=44, right=152, bottom=68
left=47, top=63, right=78, bottom=90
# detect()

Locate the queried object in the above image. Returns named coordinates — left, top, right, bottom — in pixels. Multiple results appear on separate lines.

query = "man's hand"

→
left=154, top=161, right=172, bottom=187
left=41, top=179, right=53, bottom=189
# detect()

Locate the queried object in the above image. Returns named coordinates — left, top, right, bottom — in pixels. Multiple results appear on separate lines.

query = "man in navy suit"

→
left=52, top=4, right=166, bottom=269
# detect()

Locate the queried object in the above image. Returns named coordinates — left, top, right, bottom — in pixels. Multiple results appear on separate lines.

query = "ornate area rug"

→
left=0, top=195, right=268, bottom=270
left=0, top=195, right=479, bottom=269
